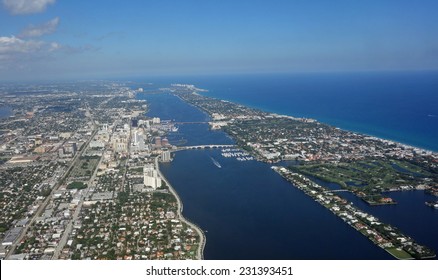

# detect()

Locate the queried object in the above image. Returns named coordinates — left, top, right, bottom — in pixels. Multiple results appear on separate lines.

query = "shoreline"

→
left=154, top=155, right=206, bottom=260
left=272, top=167, right=436, bottom=260
left=139, top=88, right=436, bottom=259
left=171, top=87, right=437, bottom=153
left=167, top=88, right=436, bottom=260
left=199, top=92, right=438, bottom=154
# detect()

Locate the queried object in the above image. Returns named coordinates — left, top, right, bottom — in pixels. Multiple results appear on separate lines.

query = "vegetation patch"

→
left=67, top=181, right=87, bottom=190
left=291, top=159, right=437, bottom=194
left=386, top=247, right=413, bottom=260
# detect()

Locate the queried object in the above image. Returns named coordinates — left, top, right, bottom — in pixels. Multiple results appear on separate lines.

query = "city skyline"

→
left=1, top=0, right=438, bottom=81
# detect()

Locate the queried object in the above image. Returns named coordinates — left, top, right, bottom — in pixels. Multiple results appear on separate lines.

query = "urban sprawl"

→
left=1, top=82, right=437, bottom=260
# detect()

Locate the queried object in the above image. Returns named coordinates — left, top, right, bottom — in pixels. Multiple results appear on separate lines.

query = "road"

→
left=154, top=155, right=205, bottom=259
left=5, top=103, right=97, bottom=259
left=52, top=104, right=102, bottom=259
left=52, top=147, right=104, bottom=259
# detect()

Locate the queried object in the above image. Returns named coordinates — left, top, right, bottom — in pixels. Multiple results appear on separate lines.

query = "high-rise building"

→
left=144, top=165, right=162, bottom=189
left=133, top=132, right=139, bottom=145
left=154, top=136, right=162, bottom=147
left=112, top=134, right=128, bottom=153
left=161, top=150, right=171, bottom=162
left=161, top=137, right=169, bottom=147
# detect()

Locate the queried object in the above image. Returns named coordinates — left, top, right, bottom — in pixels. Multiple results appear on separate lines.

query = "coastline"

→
left=172, top=88, right=438, bottom=154
left=174, top=90, right=438, bottom=160
left=154, top=155, right=206, bottom=260
left=197, top=72, right=438, bottom=153
left=271, top=167, right=435, bottom=260
left=167, top=88, right=437, bottom=260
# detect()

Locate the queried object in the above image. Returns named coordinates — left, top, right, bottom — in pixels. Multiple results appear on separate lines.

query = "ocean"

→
left=138, top=71, right=438, bottom=151
left=137, top=71, right=438, bottom=259
left=141, top=93, right=392, bottom=259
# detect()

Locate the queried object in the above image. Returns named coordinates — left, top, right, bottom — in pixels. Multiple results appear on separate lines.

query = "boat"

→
left=425, top=201, right=438, bottom=209
left=210, top=157, right=222, bottom=168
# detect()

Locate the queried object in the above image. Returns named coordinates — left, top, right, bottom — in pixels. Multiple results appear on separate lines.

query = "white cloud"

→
left=0, top=35, right=60, bottom=77
left=0, top=35, right=60, bottom=61
left=19, top=17, right=60, bottom=38
left=0, top=36, right=43, bottom=53
left=2, top=0, right=56, bottom=15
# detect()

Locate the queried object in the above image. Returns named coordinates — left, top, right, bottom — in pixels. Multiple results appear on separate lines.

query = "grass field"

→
left=292, top=158, right=437, bottom=193
left=386, top=247, right=414, bottom=260
left=69, top=156, right=100, bottom=180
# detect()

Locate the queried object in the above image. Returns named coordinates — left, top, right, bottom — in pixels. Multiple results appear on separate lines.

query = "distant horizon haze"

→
left=1, top=0, right=438, bottom=82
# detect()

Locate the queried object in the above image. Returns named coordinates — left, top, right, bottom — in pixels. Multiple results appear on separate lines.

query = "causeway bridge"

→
left=174, top=144, right=237, bottom=151
left=172, top=121, right=209, bottom=124
left=323, top=189, right=351, bottom=194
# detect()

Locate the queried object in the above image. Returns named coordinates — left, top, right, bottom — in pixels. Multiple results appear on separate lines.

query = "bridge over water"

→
left=172, top=121, right=210, bottom=124
left=173, top=144, right=237, bottom=152
left=323, top=189, right=351, bottom=194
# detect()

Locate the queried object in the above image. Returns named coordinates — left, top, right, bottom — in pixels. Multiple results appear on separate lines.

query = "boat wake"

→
left=210, top=157, right=222, bottom=168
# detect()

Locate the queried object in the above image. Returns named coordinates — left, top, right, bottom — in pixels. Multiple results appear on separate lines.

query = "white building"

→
left=144, top=165, right=162, bottom=189
left=90, top=140, right=105, bottom=149
left=161, top=150, right=171, bottom=162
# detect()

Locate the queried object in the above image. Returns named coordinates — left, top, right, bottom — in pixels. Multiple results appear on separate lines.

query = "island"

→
left=168, top=83, right=437, bottom=259
left=1, top=81, right=436, bottom=260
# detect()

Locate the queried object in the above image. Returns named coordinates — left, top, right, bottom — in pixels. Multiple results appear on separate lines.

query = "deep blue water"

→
left=136, top=71, right=438, bottom=151
left=142, top=93, right=393, bottom=259
left=139, top=93, right=234, bottom=146
left=310, top=177, right=438, bottom=259
left=160, top=149, right=392, bottom=260
left=138, top=74, right=438, bottom=259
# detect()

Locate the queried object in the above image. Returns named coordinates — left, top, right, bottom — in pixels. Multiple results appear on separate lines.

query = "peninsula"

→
left=168, top=83, right=437, bottom=259
left=1, top=81, right=436, bottom=260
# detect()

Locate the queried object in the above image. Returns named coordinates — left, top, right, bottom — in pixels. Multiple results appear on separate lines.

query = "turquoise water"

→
left=137, top=71, right=438, bottom=151
left=197, top=72, right=438, bottom=152
left=137, top=71, right=438, bottom=259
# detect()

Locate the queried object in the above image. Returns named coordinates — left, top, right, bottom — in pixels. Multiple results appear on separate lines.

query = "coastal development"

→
left=272, top=167, right=434, bottom=259
left=170, top=84, right=438, bottom=259
left=1, top=81, right=437, bottom=260
left=0, top=82, right=202, bottom=260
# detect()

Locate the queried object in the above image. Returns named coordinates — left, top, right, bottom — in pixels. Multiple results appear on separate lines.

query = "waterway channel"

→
left=140, top=93, right=397, bottom=259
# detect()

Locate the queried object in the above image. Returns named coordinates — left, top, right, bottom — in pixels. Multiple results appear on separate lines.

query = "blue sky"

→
left=1, top=0, right=438, bottom=81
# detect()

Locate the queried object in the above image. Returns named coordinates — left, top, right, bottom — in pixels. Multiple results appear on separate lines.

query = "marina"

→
left=221, top=148, right=254, bottom=161
left=146, top=91, right=438, bottom=260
